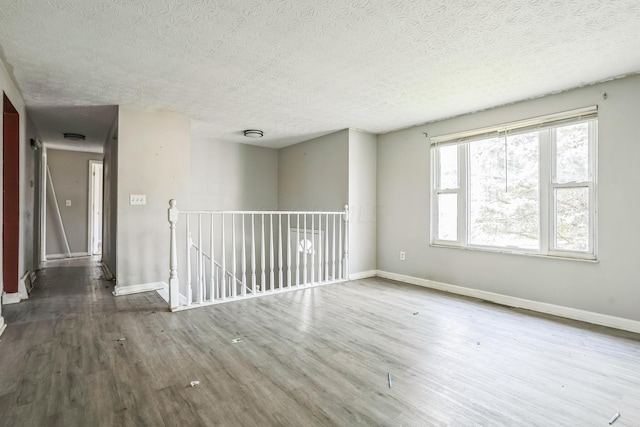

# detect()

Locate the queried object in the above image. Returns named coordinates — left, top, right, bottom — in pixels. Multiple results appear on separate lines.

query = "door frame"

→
left=38, top=147, right=47, bottom=266
left=87, top=160, right=103, bottom=255
left=3, top=93, right=20, bottom=298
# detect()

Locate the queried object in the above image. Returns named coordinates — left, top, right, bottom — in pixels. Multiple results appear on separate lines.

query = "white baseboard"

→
left=2, top=292, right=22, bottom=305
left=155, top=284, right=187, bottom=306
left=0, top=316, right=6, bottom=337
left=101, top=262, right=114, bottom=281
left=113, top=282, right=166, bottom=296
left=376, top=270, right=640, bottom=335
left=18, top=272, right=30, bottom=300
left=349, top=270, right=377, bottom=280
left=156, top=283, right=169, bottom=302
left=46, top=252, right=90, bottom=260
left=3, top=272, right=33, bottom=304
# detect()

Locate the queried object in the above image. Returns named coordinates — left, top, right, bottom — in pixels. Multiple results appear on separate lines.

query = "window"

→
left=431, top=107, right=597, bottom=260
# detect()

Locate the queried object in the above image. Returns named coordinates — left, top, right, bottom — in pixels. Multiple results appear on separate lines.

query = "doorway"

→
left=3, top=93, right=20, bottom=295
left=88, top=160, right=103, bottom=255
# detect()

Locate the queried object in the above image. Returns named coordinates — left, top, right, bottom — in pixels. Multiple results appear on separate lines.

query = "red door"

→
left=3, top=93, right=19, bottom=294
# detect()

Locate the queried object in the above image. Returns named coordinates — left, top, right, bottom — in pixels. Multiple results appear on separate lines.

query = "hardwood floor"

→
left=1, top=259, right=639, bottom=426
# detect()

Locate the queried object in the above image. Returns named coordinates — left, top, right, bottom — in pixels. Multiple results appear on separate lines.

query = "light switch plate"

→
left=130, top=194, right=146, bottom=205
left=65, top=200, right=71, bottom=206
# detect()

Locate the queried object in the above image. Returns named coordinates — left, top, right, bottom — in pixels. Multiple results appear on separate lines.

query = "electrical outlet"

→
left=129, top=194, right=147, bottom=205
left=400, top=251, right=406, bottom=261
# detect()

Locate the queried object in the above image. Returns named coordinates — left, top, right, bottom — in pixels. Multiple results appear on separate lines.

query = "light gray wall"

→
left=102, top=114, right=118, bottom=277
left=45, top=149, right=102, bottom=256
left=24, top=116, right=39, bottom=272
left=188, top=136, right=276, bottom=297
left=278, top=129, right=349, bottom=211
left=348, top=130, right=377, bottom=275
left=190, top=137, right=278, bottom=211
left=116, top=108, right=190, bottom=288
left=377, top=74, right=640, bottom=322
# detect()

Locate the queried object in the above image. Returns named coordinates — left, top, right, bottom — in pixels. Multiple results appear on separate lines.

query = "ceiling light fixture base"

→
left=63, top=133, right=86, bottom=140
left=243, top=129, right=264, bottom=138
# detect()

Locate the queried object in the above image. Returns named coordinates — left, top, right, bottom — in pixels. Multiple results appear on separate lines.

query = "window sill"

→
left=429, top=243, right=599, bottom=264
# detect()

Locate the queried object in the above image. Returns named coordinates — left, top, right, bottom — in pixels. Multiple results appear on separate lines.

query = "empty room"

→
left=1, top=1, right=640, bottom=426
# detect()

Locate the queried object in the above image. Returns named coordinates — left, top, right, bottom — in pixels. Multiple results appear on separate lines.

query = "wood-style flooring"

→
left=1, top=257, right=639, bottom=426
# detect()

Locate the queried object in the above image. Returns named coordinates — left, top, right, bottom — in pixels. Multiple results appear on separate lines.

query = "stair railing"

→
left=167, top=200, right=349, bottom=311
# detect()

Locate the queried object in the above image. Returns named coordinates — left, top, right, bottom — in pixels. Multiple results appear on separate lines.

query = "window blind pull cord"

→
left=502, top=129, right=509, bottom=193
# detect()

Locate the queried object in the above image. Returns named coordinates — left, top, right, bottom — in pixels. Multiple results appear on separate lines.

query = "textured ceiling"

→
left=1, top=0, right=640, bottom=148
left=29, top=105, right=117, bottom=153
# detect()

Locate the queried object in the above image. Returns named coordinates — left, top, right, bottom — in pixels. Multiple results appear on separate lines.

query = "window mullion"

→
left=587, top=182, right=595, bottom=255
left=433, top=147, right=441, bottom=189
left=551, top=182, right=591, bottom=189
left=458, top=144, right=468, bottom=246
left=539, top=130, right=551, bottom=253
left=589, top=121, right=597, bottom=256
left=430, top=147, right=438, bottom=244
left=435, top=189, right=458, bottom=195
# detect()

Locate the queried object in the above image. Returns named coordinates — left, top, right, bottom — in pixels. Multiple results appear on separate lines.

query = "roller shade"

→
left=430, top=106, right=598, bottom=146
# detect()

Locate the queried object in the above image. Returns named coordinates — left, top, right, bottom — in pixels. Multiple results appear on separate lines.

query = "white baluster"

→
left=221, top=214, right=226, bottom=300
left=332, top=215, right=336, bottom=281
left=344, top=205, right=349, bottom=280
left=296, top=214, right=300, bottom=286
left=186, top=214, right=192, bottom=306
left=311, top=214, right=315, bottom=285
left=242, top=214, right=246, bottom=297
left=168, top=200, right=180, bottom=310
left=324, top=214, right=329, bottom=283
left=269, top=214, right=274, bottom=291
left=338, top=210, right=343, bottom=279
left=287, top=214, right=291, bottom=288
left=197, top=213, right=203, bottom=304
left=303, top=214, right=307, bottom=285
left=261, top=214, right=266, bottom=292
left=210, top=214, right=215, bottom=301
left=278, top=214, right=283, bottom=290
left=232, top=214, right=237, bottom=298
left=318, top=214, right=322, bottom=283
left=251, top=214, right=256, bottom=292
left=214, top=264, right=218, bottom=299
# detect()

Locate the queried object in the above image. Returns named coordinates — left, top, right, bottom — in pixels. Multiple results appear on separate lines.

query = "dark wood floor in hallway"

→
left=1, top=258, right=639, bottom=426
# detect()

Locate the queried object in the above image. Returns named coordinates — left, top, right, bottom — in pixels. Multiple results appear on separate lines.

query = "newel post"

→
left=168, top=199, right=180, bottom=311
left=343, top=204, right=349, bottom=280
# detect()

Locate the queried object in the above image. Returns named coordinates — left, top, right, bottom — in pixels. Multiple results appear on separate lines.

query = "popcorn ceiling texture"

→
left=1, top=0, right=640, bottom=147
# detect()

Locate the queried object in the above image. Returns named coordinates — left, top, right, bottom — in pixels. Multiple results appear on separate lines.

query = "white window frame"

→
left=430, top=107, right=597, bottom=260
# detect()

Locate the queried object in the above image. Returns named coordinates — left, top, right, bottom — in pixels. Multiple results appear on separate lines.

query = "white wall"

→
left=25, top=116, right=39, bottom=272
left=116, top=108, right=190, bottom=289
left=377, top=74, right=640, bottom=322
left=348, top=130, right=377, bottom=276
left=190, top=136, right=278, bottom=211
left=278, top=129, right=349, bottom=211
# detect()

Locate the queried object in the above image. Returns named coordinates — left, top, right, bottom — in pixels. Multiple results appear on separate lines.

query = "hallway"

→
left=0, top=257, right=169, bottom=425
left=1, top=259, right=640, bottom=426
